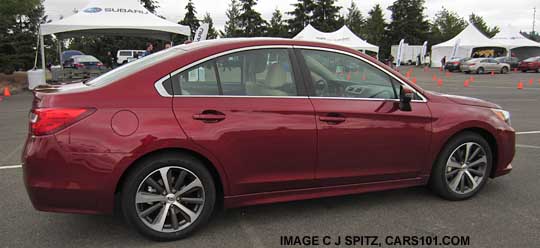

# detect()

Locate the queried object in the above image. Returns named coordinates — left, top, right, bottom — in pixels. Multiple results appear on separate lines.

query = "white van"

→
left=117, top=50, right=146, bottom=65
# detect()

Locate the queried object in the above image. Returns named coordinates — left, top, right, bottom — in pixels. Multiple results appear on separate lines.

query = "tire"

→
left=477, top=67, right=484, bottom=74
left=121, top=152, right=216, bottom=241
left=464, top=71, right=470, bottom=74
left=522, top=70, right=527, bottom=73
left=429, top=132, right=493, bottom=201
left=501, top=67, right=508, bottom=74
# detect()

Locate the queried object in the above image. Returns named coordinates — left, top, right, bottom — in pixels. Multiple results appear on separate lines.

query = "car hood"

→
left=427, top=91, right=501, bottom=109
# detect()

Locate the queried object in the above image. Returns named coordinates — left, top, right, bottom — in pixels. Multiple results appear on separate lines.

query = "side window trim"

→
left=293, top=46, right=427, bottom=102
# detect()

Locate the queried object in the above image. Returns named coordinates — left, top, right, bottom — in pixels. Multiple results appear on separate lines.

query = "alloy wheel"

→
left=445, top=142, right=488, bottom=194
left=135, top=166, right=205, bottom=233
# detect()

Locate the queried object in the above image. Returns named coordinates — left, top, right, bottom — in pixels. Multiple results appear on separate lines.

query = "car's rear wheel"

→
left=121, top=152, right=216, bottom=241
left=430, top=132, right=492, bottom=201
left=477, top=67, right=484, bottom=74
left=501, top=67, right=508, bottom=74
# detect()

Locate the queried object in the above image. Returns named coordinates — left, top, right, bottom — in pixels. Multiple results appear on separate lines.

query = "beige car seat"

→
left=246, top=63, right=289, bottom=96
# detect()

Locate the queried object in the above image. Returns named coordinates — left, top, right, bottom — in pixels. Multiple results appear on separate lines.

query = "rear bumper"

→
left=22, top=134, right=122, bottom=214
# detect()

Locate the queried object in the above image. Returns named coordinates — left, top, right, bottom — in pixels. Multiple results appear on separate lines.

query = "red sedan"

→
left=518, top=56, right=540, bottom=72
left=23, top=39, right=515, bottom=241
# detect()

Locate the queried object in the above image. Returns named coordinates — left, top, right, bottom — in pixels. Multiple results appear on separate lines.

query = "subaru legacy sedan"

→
left=23, top=39, right=514, bottom=241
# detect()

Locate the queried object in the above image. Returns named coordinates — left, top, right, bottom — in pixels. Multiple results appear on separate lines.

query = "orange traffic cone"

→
left=3, top=87, right=11, bottom=97
left=432, top=74, right=437, bottom=81
left=346, top=72, right=351, bottom=81
left=362, top=72, right=367, bottom=81
left=412, top=77, right=417, bottom=84
left=529, top=79, right=534, bottom=85
left=517, top=81, right=524, bottom=90
left=513, top=68, right=518, bottom=73
left=470, top=76, right=475, bottom=83
left=464, top=80, right=470, bottom=87
left=491, top=71, right=495, bottom=76
left=405, top=72, right=410, bottom=79
left=437, top=78, right=443, bottom=87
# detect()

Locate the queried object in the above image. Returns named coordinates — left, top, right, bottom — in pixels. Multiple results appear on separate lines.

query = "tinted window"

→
left=215, top=49, right=297, bottom=96
left=177, top=61, right=219, bottom=95
left=119, top=51, right=132, bottom=56
left=300, top=49, right=397, bottom=99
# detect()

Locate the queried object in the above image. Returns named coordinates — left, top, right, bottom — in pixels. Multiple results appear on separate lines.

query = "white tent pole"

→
left=40, top=31, right=47, bottom=83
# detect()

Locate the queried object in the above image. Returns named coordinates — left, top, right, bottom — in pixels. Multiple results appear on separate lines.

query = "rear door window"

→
left=175, top=61, right=220, bottom=95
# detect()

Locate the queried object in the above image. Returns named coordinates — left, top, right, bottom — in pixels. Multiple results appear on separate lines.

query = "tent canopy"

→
left=492, top=25, right=540, bottom=49
left=293, top=24, right=379, bottom=53
left=431, top=24, right=507, bottom=67
left=40, top=0, right=190, bottom=40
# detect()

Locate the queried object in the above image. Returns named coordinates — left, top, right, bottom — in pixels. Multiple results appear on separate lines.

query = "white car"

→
left=117, top=50, right=146, bottom=65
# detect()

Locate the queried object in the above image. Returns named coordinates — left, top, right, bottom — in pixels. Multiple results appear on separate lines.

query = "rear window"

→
left=86, top=47, right=186, bottom=87
left=524, top=57, right=539, bottom=62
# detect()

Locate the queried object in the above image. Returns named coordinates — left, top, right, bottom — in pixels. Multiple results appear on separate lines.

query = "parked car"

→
left=24, top=39, right=515, bottom=241
left=63, top=55, right=104, bottom=69
left=61, top=50, right=84, bottom=67
left=495, top=56, right=520, bottom=69
left=460, top=58, right=511, bottom=74
left=117, top=50, right=146, bottom=65
left=517, top=56, right=540, bottom=72
left=444, top=57, right=469, bottom=72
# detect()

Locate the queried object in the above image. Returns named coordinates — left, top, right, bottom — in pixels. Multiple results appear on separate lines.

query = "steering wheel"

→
left=314, top=79, right=329, bottom=96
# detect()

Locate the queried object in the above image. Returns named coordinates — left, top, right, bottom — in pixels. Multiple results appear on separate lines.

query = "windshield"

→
left=75, top=56, right=99, bottom=62
left=85, top=47, right=186, bottom=87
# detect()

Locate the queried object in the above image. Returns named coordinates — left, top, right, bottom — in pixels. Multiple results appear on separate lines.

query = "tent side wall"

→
left=431, top=47, right=471, bottom=67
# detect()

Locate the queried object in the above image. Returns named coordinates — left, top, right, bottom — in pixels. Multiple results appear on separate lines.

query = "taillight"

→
left=74, top=63, right=84, bottom=68
left=468, top=63, right=476, bottom=66
left=452, top=62, right=459, bottom=65
left=97, top=63, right=103, bottom=67
left=30, top=108, right=95, bottom=136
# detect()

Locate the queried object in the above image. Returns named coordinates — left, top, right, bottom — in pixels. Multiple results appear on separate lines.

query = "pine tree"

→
left=345, top=2, right=365, bottom=37
left=267, top=8, right=289, bottom=38
left=202, top=13, right=218, bottom=39
left=430, top=8, right=467, bottom=44
left=238, top=0, right=267, bottom=37
left=311, top=0, right=342, bottom=32
left=287, top=0, right=316, bottom=36
left=364, top=4, right=387, bottom=46
left=469, top=13, right=500, bottom=38
left=387, top=0, right=430, bottom=45
left=222, top=0, right=242, bottom=37
left=179, top=0, right=200, bottom=39
left=139, top=0, right=159, bottom=13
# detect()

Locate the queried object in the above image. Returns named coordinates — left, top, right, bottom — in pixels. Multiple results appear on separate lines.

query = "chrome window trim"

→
left=153, top=44, right=427, bottom=103
left=154, top=74, right=172, bottom=97
left=293, top=45, right=428, bottom=102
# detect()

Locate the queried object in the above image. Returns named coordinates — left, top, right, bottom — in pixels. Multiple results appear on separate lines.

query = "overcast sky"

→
left=44, top=0, right=538, bottom=34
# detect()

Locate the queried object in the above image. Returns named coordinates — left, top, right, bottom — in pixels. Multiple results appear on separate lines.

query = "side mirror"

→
left=399, top=85, right=414, bottom=112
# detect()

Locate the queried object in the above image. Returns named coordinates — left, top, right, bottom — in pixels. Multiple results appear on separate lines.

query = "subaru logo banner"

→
left=83, top=7, right=103, bottom=13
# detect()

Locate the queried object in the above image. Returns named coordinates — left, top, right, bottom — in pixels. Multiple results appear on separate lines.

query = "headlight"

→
left=491, top=109, right=511, bottom=125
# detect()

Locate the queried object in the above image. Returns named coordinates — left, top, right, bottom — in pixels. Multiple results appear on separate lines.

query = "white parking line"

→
left=516, top=131, right=540, bottom=135
left=516, top=144, right=540, bottom=149
left=0, top=164, right=22, bottom=170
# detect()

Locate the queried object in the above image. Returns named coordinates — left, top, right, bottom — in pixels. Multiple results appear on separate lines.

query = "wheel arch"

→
left=435, top=127, right=499, bottom=178
left=114, top=147, right=226, bottom=210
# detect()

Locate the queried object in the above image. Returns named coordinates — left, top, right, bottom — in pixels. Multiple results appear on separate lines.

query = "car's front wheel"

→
left=430, top=132, right=492, bottom=201
left=477, top=67, right=485, bottom=74
left=501, top=67, right=509, bottom=74
left=121, top=152, right=216, bottom=241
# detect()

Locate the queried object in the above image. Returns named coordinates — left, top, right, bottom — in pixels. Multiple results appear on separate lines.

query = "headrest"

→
left=265, top=63, right=287, bottom=88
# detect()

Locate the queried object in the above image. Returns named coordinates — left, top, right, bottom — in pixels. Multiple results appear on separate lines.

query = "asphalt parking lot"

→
left=1, top=67, right=539, bottom=247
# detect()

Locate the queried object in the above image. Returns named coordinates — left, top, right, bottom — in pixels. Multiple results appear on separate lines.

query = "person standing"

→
left=106, top=51, right=115, bottom=69
left=441, top=56, right=447, bottom=71
left=144, top=43, right=154, bottom=57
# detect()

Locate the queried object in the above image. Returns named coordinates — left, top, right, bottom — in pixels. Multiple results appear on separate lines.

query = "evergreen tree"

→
left=345, top=2, right=365, bottom=37
left=202, top=13, right=218, bottom=39
left=287, top=0, right=316, bottom=36
left=311, top=0, right=342, bottom=32
left=521, top=31, right=540, bottom=42
left=222, top=0, right=242, bottom=37
left=179, top=0, right=200, bottom=39
left=0, top=0, right=55, bottom=73
left=267, top=8, right=288, bottom=37
left=469, top=13, right=500, bottom=38
left=364, top=4, right=387, bottom=46
left=238, top=0, right=267, bottom=37
left=387, top=0, right=430, bottom=45
left=140, top=0, right=159, bottom=13
left=430, top=8, right=467, bottom=44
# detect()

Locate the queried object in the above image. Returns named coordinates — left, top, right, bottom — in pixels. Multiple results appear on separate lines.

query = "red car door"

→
left=297, top=49, right=433, bottom=186
left=168, top=48, right=317, bottom=195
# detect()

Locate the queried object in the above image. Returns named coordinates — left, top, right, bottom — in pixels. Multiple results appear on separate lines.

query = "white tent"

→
left=492, top=25, right=540, bottom=60
left=293, top=24, right=379, bottom=54
left=38, top=0, right=190, bottom=79
left=431, top=24, right=507, bottom=67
